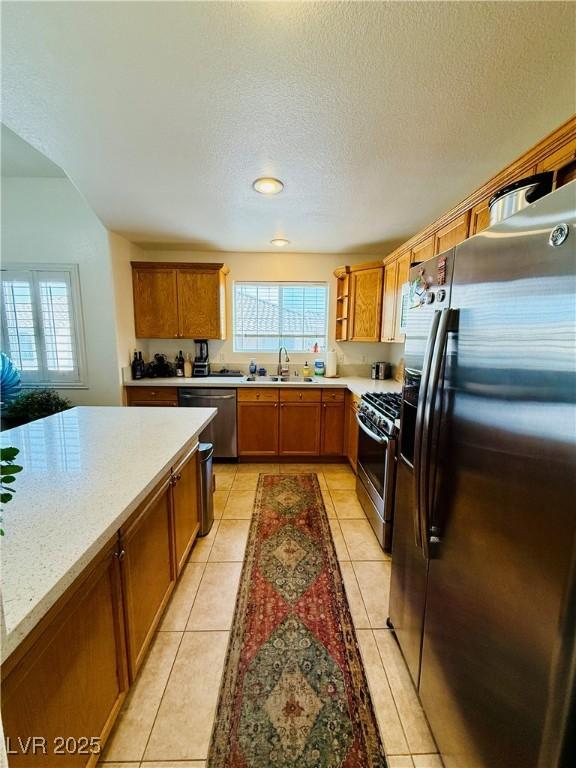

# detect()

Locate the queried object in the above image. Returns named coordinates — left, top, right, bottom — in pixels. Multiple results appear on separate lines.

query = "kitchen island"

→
left=1, top=405, right=216, bottom=767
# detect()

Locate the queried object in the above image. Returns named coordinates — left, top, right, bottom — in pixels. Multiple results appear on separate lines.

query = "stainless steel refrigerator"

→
left=389, top=181, right=576, bottom=768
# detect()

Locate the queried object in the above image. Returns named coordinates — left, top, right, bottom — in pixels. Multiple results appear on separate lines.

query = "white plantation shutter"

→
left=1, top=265, right=86, bottom=386
left=234, top=282, right=328, bottom=353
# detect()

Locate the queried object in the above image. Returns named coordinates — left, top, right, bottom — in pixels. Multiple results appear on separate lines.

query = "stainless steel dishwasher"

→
left=178, top=388, right=237, bottom=458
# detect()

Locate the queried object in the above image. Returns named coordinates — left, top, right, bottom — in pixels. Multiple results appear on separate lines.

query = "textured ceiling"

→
left=2, top=1, right=575, bottom=253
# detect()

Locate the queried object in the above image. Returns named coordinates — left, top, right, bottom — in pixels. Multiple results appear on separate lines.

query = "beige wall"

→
left=108, top=232, right=143, bottom=380
left=1, top=177, right=126, bottom=405
left=124, top=249, right=403, bottom=373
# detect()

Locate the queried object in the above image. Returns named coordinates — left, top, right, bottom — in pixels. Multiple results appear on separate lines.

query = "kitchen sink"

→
left=244, top=376, right=318, bottom=384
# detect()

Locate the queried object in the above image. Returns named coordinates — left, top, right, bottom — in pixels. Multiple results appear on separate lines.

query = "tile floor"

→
left=99, top=462, right=442, bottom=768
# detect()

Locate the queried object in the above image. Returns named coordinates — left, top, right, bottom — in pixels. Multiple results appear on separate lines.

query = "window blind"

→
left=1, top=265, right=85, bottom=386
left=234, top=282, right=328, bottom=353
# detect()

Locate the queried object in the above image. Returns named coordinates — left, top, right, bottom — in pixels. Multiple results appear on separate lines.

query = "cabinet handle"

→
left=174, top=333, right=178, bottom=337
left=298, top=393, right=302, bottom=399
left=150, top=391, right=157, bottom=396
left=274, top=403, right=278, bottom=408
left=115, top=548, right=126, bottom=561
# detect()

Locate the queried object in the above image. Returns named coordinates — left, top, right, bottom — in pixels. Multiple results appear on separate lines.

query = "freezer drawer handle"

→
left=413, top=310, right=441, bottom=549
left=420, top=307, right=458, bottom=560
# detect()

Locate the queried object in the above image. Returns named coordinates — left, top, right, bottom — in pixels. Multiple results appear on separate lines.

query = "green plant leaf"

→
left=0, top=447, right=19, bottom=461
left=0, top=493, right=12, bottom=504
left=1, top=464, right=22, bottom=475
left=1, top=476, right=16, bottom=484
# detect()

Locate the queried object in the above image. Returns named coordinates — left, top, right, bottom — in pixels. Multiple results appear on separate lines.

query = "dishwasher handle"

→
left=180, top=393, right=236, bottom=401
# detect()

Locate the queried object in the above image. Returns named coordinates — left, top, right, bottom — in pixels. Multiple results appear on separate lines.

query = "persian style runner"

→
left=208, top=473, right=387, bottom=768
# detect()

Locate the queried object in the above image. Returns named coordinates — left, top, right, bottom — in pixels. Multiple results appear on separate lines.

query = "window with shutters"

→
left=0, top=265, right=87, bottom=386
left=233, top=282, right=328, bottom=353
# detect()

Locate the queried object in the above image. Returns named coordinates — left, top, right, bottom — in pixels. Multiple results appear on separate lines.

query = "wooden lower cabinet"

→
left=126, top=387, right=179, bottom=407
left=120, top=474, right=175, bottom=680
left=321, top=402, right=345, bottom=456
left=279, top=402, right=322, bottom=456
left=1, top=541, right=128, bottom=768
left=346, top=393, right=360, bottom=472
left=171, top=448, right=200, bottom=575
left=237, top=388, right=280, bottom=456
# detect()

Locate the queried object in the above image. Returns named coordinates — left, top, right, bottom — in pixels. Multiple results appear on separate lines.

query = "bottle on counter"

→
left=314, top=359, right=325, bottom=377
left=137, top=351, right=146, bottom=379
left=176, top=350, right=185, bottom=377
left=302, top=361, right=310, bottom=376
left=249, top=359, right=257, bottom=375
left=184, top=352, right=192, bottom=378
left=131, top=351, right=141, bottom=380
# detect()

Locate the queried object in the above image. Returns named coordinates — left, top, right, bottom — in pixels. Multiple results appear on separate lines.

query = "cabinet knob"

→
left=174, top=333, right=178, bottom=337
left=115, top=548, right=126, bottom=561
left=298, top=393, right=302, bottom=399
left=150, top=391, right=157, bottom=396
left=274, top=403, right=278, bottom=408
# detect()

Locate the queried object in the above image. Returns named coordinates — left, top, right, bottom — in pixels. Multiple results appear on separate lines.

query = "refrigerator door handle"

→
left=420, top=307, right=458, bottom=560
left=413, top=310, right=441, bottom=548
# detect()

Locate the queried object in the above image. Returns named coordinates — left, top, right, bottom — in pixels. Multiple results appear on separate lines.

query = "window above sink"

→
left=233, top=282, right=328, bottom=353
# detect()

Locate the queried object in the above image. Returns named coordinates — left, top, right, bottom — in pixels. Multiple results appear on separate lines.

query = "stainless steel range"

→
left=355, top=391, right=402, bottom=551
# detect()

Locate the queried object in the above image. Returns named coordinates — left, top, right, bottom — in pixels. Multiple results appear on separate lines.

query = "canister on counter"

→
left=371, top=362, right=378, bottom=380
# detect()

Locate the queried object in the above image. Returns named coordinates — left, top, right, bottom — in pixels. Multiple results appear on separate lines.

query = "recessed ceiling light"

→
left=253, top=177, right=284, bottom=195
left=271, top=238, right=290, bottom=247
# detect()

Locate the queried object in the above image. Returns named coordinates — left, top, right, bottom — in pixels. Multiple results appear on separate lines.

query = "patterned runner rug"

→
left=208, top=473, right=387, bottom=768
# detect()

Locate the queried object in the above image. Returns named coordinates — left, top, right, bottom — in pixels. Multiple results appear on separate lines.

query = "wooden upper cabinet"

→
left=536, top=137, right=576, bottom=173
left=171, top=448, right=200, bottom=575
left=177, top=267, right=227, bottom=339
left=334, top=267, right=350, bottom=342
left=132, top=262, right=228, bottom=339
left=348, top=264, right=384, bottom=342
left=411, top=234, right=435, bottom=264
left=394, top=252, right=410, bottom=342
left=469, top=197, right=491, bottom=237
left=435, top=211, right=471, bottom=255
left=133, top=266, right=179, bottom=338
left=381, top=261, right=397, bottom=342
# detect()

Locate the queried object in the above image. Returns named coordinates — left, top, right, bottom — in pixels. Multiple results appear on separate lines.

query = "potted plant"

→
left=2, top=389, right=72, bottom=429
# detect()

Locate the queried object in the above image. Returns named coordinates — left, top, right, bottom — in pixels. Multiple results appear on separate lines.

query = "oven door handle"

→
left=180, top=393, right=236, bottom=401
left=356, top=413, right=388, bottom=445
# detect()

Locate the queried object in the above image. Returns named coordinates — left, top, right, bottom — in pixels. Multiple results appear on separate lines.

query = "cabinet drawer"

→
left=280, top=388, right=322, bottom=402
left=126, top=387, right=179, bottom=403
left=322, top=389, right=345, bottom=402
left=238, top=388, right=279, bottom=402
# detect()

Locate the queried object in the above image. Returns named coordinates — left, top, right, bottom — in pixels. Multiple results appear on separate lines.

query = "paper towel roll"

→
left=325, top=349, right=337, bottom=378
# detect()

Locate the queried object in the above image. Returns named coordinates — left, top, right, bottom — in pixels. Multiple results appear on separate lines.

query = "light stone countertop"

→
left=0, top=405, right=216, bottom=662
left=123, top=374, right=402, bottom=397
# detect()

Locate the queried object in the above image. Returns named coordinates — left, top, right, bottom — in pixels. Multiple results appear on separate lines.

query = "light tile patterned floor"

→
left=99, top=462, right=442, bottom=768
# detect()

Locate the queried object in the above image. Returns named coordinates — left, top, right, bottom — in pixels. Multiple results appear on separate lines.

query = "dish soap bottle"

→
left=302, top=361, right=310, bottom=376
left=249, top=359, right=257, bottom=375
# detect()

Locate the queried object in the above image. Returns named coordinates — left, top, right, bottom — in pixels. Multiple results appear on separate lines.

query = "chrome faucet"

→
left=278, top=346, right=290, bottom=377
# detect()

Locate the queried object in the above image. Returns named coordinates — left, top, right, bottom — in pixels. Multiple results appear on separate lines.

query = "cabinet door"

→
left=279, top=403, right=321, bottom=456
left=536, top=138, right=576, bottom=172
left=177, top=269, right=224, bottom=339
left=133, top=267, right=178, bottom=339
left=349, top=267, right=384, bottom=342
left=393, top=252, right=411, bottom=342
left=411, top=234, right=435, bottom=264
left=120, top=476, right=175, bottom=679
left=171, top=448, right=200, bottom=575
left=469, top=198, right=491, bottom=236
left=346, top=395, right=360, bottom=473
left=380, top=261, right=397, bottom=342
left=435, top=211, right=470, bottom=254
left=321, top=402, right=345, bottom=456
left=2, top=543, right=128, bottom=767
left=237, top=402, right=279, bottom=456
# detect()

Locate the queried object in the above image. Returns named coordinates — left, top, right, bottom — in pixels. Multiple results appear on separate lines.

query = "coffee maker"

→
left=193, top=339, right=210, bottom=377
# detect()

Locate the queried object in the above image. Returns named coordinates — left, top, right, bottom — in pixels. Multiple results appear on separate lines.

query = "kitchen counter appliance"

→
left=355, top=391, right=402, bottom=550
left=193, top=339, right=210, bottom=377
left=178, top=388, right=237, bottom=458
left=389, top=181, right=576, bottom=768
